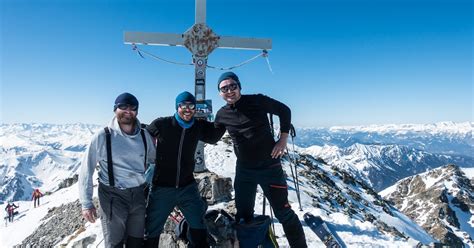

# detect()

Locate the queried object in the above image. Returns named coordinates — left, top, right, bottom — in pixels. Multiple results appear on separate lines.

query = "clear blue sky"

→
left=1, top=0, right=472, bottom=127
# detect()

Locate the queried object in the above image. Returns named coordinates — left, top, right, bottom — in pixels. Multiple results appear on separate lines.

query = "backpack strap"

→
left=140, top=128, right=148, bottom=169
left=104, top=127, right=115, bottom=187
left=105, top=125, right=148, bottom=187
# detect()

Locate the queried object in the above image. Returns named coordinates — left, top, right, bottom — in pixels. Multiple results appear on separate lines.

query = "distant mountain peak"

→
left=302, top=143, right=473, bottom=192
left=380, top=164, right=474, bottom=247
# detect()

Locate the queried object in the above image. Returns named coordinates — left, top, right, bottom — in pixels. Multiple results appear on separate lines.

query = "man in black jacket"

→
left=144, top=91, right=225, bottom=248
left=215, top=72, right=307, bottom=247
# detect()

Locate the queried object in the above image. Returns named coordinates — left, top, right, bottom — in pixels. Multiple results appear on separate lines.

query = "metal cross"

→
left=124, top=0, right=272, bottom=171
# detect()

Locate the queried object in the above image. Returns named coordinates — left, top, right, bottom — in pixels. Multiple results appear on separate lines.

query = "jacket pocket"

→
left=269, top=184, right=290, bottom=210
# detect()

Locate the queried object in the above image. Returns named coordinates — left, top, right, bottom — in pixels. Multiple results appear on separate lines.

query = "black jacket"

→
left=147, top=116, right=225, bottom=187
left=215, top=94, right=291, bottom=163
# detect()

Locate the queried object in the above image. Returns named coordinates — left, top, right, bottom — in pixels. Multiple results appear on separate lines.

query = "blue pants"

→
left=235, top=159, right=307, bottom=247
left=145, top=182, right=207, bottom=244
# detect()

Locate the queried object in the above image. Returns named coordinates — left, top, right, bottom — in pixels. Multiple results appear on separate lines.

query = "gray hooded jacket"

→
left=78, top=117, right=156, bottom=209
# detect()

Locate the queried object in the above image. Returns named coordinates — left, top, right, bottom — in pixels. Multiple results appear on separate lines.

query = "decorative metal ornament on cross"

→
left=183, top=23, right=219, bottom=57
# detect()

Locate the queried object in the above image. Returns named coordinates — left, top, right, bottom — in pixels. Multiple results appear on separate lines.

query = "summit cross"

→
left=124, top=0, right=272, bottom=171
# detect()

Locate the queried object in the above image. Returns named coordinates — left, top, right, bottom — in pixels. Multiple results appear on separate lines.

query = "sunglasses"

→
left=116, top=103, right=138, bottom=111
left=219, top=83, right=239, bottom=93
left=178, top=103, right=196, bottom=110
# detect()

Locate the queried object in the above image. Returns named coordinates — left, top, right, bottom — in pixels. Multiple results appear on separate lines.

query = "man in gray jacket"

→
left=79, top=92, right=156, bottom=248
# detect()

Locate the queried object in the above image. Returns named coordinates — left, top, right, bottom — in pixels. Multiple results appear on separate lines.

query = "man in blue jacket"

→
left=145, top=91, right=225, bottom=248
left=214, top=72, right=307, bottom=247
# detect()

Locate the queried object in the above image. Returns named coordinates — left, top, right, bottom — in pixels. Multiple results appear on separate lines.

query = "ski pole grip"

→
left=290, top=124, right=296, bottom=138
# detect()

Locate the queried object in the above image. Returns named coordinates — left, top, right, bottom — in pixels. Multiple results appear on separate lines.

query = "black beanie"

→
left=114, top=92, right=139, bottom=111
left=217, top=72, right=241, bottom=90
left=175, top=91, right=196, bottom=110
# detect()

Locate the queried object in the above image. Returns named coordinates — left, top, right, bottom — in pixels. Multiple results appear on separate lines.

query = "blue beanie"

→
left=217, top=72, right=241, bottom=90
left=114, top=92, right=139, bottom=111
left=175, top=91, right=196, bottom=110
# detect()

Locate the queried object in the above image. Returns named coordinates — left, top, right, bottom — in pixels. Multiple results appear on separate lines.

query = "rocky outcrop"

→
left=297, top=154, right=406, bottom=239
left=56, top=174, right=79, bottom=191
left=195, top=171, right=233, bottom=204
left=19, top=199, right=88, bottom=247
left=382, top=164, right=474, bottom=247
left=156, top=171, right=235, bottom=247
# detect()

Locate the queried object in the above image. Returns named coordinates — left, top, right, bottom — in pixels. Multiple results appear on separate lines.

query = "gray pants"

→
left=99, top=183, right=146, bottom=248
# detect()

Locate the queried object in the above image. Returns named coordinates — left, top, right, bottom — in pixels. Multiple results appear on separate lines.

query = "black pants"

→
left=8, top=211, right=14, bottom=222
left=235, top=159, right=307, bottom=248
left=33, top=197, right=40, bottom=208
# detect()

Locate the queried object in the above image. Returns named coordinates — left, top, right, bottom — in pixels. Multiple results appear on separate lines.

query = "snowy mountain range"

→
left=302, top=143, right=473, bottom=192
left=0, top=121, right=473, bottom=247
left=295, top=121, right=474, bottom=156
left=1, top=133, right=436, bottom=247
left=0, top=123, right=101, bottom=203
left=380, top=164, right=474, bottom=247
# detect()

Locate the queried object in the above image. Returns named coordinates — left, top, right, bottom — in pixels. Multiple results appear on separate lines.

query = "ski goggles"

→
left=178, top=103, right=196, bottom=110
left=219, top=83, right=239, bottom=93
left=115, top=103, right=138, bottom=111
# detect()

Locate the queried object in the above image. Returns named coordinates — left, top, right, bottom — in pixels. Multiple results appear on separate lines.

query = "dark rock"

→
left=20, top=199, right=87, bottom=247
left=195, top=171, right=233, bottom=204
left=57, top=174, right=79, bottom=191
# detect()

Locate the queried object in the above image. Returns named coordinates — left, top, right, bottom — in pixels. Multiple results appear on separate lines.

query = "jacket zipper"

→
left=176, top=128, right=186, bottom=188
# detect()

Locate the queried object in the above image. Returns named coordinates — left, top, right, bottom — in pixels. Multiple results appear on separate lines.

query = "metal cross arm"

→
left=124, top=32, right=184, bottom=47
left=218, top=36, right=272, bottom=50
left=124, top=32, right=271, bottom=51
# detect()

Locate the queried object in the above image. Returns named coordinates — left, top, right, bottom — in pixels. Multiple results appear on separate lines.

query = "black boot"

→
left=188, top=228, right=210, bottom=248
left=113, top=241, right=124, bottom=248
left=126, top=236, right=144, bottom=248
left=143, top=237, right=159, bottom=248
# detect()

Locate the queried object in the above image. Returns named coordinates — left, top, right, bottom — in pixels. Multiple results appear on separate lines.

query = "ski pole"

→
left=287, top=125, right=302, bottom=211
left=269, top=204, right=275, bottom=233
left=96, top=237, right=104, bottom=247
left=286, top=148, right=302, bottom=211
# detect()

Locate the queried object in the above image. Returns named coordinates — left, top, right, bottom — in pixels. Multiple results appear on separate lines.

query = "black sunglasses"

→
left=116, top=103, right=138, bottom=111
left=178, top=103, right=196, bottom=110
left=219, top=83, right=239, bottom=93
